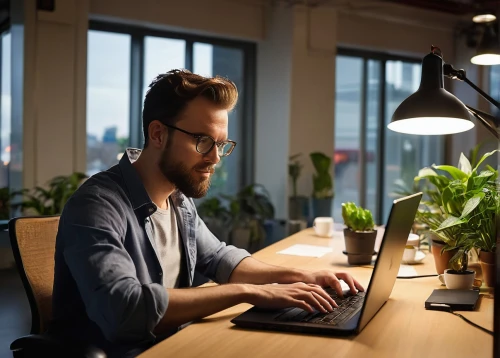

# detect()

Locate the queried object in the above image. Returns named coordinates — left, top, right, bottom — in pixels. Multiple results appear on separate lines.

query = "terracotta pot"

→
left=344, top=228, right=377, bottom=265
left=479, top=251, right=496, bottom=287
left=430, top=239, right=457, bottom=275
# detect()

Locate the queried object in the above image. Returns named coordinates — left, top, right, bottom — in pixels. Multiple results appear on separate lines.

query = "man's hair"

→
left=142, top=69, right=238, bottom=147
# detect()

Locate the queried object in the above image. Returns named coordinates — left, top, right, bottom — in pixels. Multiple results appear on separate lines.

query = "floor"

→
left=0, top=267, right=31, bottom=358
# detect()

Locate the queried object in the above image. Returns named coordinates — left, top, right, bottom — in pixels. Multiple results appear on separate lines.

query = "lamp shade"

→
left=471, top=24, right=500, bottom=65
left=388, top=51, right=474, bottom=135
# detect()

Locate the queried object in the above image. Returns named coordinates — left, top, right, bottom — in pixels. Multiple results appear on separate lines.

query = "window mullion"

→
left=359, top=59, right=368, bottom=209
left=376, top=60, right=386, bottom=224
left=129, top=34, right=144, bottom=149
left=185, top=40, right=193, bottom=71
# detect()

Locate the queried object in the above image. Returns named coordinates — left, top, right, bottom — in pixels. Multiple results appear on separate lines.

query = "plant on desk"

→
left=288, top=153, right=308, bottom=221
left=341, top=202, right=377, bottom=265
left=415, top=148, right=499, bottom=283
left=310, top=152, right=334, bottom=218
left=11, top=172, right=87, bottom=216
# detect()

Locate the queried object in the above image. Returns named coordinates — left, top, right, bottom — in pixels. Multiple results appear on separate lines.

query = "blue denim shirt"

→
left=51, top=148, right=250, bottom=357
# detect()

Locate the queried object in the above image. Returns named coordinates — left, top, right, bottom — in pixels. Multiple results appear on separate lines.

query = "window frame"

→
left=88, top=21, right=257, bottom=187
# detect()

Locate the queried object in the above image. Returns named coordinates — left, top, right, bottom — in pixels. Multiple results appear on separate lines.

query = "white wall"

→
left=13, top=0, right=88, bottom=188
left=255, top=6, right=293, bottom=219
left=90, top=0, right=265, bottom=41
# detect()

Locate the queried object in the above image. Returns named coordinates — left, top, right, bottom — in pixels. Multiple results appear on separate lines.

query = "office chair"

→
left=9, top=216, right=106, bottom=358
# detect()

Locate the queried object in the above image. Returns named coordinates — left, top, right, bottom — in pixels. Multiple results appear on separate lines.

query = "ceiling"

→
left=375, top=0, right=500, bottom=16
left=237, top=0, right=500, bottom=17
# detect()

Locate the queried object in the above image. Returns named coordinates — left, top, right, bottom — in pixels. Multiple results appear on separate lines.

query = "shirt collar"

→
left=118, top=148, right=157, bottom=217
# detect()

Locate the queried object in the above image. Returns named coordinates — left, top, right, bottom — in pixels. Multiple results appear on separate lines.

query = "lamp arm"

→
left=443, top=63, right=500, bottom=111
left=465, top=105, right=500, bottom=139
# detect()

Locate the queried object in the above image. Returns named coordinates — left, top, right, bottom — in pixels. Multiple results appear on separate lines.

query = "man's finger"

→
left=293, top=299, right=313, bottom=313
left=326, top=276, right=344, bottom=298
left=311, top=291, right=335, bottom=311
left=339, top=275, right=358, bottom=295
left=302, top=292, right=327, bottom=313
left=336, top=272, right=365, bottom=293
left=308, top=285, right=337, bottom=308
left=353, top=278, right=365, bottom=292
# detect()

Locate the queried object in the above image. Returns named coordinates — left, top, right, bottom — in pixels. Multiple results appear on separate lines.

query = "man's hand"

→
left=245, top=282, right=338, bottom=313
left=305, top=270, right=365, bottom=297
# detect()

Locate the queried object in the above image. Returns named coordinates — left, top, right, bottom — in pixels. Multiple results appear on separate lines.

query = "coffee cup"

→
left=407, top=233, right=420, bottom=248
left=313, top=217, right=334, bottom=237
left=438, top=269, right=482, bottom=290
left=402, top=245, right=417, bottom=263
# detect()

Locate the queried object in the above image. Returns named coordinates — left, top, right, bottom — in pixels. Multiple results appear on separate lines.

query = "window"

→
left=0, top=31, right=11, bottom=189
left=193, top=43, right=245, bottom=196
left=87, top=23, right=256, bottom=196
left=86, top=31, right=131, bottom=176
left=334, top=50, right=444, bottom=224
left=143, top=37, right=185, bottom=100
left=490, top=65, right=500, bottom=105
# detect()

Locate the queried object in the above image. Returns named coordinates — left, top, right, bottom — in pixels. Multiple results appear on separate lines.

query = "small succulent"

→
left=341, top=202, right=375, bottom=232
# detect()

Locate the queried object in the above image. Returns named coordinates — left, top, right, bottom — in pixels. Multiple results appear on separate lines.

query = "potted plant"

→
left=341, top=202, right=377, bottom=265
left=11, top=172, right=88, bottom=215
left=221, top=184, right=275, bottom=253
left=197, top=196, right=232, bottom=243
left=310, top=152, right=334, bottom=218
left=415, top=149, right=499, bottom=282
left=288, top=153, right=308, bottom=220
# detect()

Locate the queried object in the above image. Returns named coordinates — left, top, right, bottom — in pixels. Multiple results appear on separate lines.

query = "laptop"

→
left=231, top=192, right=423, bottom=335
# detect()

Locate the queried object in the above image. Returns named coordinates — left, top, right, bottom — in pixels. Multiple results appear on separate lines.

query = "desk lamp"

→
left=388, top=46, right=499, bottom=358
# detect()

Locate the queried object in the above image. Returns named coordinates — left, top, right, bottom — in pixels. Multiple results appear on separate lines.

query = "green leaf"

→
left=472, top=149, right=500, bottom=173
left=432, top=164, right=467, bottom=181
left=436, top=215, right=466, bottom=231
left=459, top=192, right=485, bottom=219
left=414, top=167, right=438, bottom=181
left=458, top=152, right=472, bottom=175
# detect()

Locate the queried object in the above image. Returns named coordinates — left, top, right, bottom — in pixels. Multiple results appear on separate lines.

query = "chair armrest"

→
left=11, top=334, right=106, bottom=358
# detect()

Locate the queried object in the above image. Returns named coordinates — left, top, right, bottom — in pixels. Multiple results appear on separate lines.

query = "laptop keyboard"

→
left=274, top=288, right=366, bottom=326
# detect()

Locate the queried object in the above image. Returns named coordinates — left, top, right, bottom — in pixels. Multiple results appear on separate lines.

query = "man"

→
left=51, top=69, right=363, bottom=357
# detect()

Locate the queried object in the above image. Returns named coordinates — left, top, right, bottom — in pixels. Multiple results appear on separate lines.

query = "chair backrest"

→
left=9, top=216, right=60, bottom=334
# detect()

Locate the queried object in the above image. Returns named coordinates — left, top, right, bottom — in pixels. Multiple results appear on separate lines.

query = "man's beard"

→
left=158, top=146, right=214, bottom=198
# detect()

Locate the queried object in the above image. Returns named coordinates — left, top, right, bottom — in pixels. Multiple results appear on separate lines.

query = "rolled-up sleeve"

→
left=191, top=200, right=250, bottom=284
left=60, top=187, right=168, bottom=343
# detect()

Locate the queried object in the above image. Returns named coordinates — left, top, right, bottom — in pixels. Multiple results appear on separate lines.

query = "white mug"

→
left=407, top=233, right=420, bottom=247
left=438, top=269, right=481, bottom=290
left=313, top=217, right=334, bottom=237
left=402, top=246, right=417, bottom=263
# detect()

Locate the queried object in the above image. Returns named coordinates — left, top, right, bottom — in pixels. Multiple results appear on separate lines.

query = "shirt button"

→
left=149, top=207, right=154, bottom=213
left=159, top=272, right=163, bottom=276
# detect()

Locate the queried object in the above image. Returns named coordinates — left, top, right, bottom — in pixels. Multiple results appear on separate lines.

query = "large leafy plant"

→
left=310, top=152, right=334, bottom=199
left=341, top=202, right=375, bottom=232
left=415, top=149, right=499, bottom=270
left=12, top=172, right=87, bottom=215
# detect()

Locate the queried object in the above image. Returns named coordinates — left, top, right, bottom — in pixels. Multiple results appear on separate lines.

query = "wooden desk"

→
left=139, top=228, right=494, bottom=358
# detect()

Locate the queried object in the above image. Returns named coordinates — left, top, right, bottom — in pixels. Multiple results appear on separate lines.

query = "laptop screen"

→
left=357, top=192, right=422, bottom=332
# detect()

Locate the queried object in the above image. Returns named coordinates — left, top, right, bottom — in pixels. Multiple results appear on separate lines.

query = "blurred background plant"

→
left=11, top=172, right=88, bottom=216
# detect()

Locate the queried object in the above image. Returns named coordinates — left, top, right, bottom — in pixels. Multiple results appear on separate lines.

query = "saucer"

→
left=402, top=250, right=426, bottom=264
left=342, top=250, right=378, bottom=256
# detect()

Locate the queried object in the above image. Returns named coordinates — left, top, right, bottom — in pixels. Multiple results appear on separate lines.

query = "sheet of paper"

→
left=276, top=244, right=333, bottom=258
left=398, top=264, right=418, bottom=277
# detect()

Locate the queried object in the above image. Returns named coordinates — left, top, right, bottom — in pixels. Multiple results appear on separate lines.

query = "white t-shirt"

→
left=150, top=203, right=185, bottom=289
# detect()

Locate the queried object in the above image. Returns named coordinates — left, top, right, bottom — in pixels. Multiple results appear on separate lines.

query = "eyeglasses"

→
left=162, top=123, right=237, bottom=157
